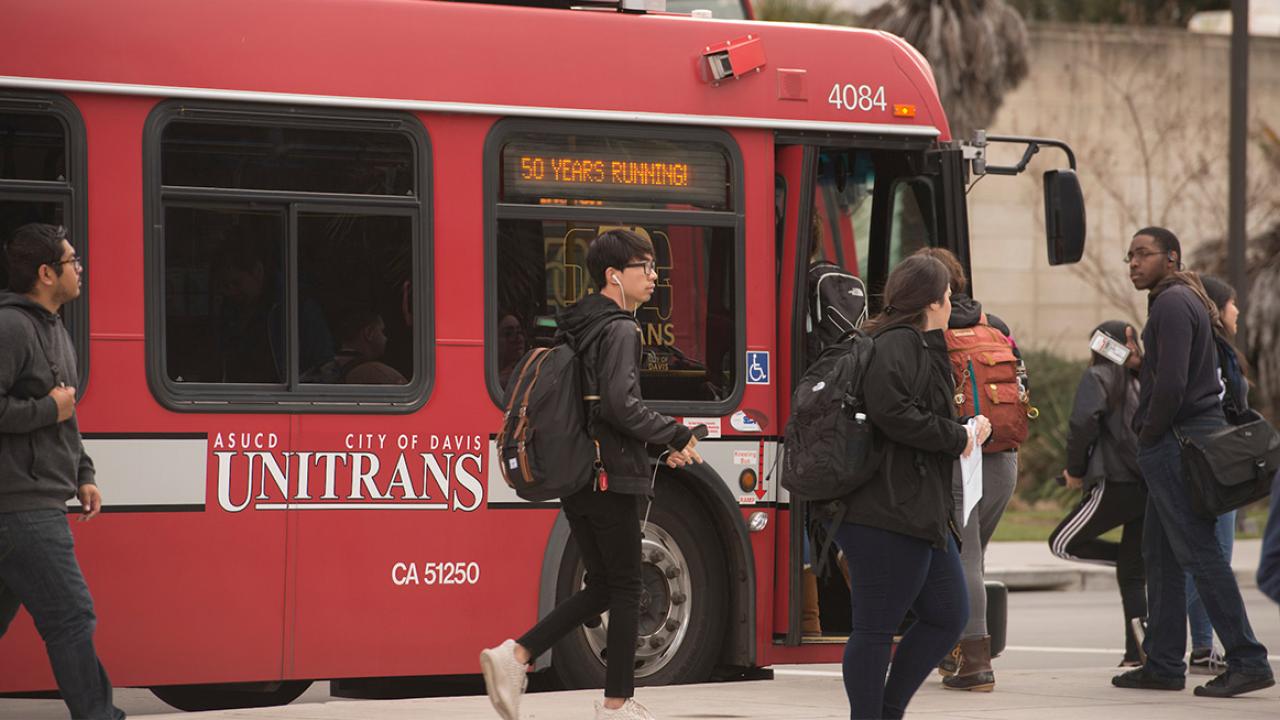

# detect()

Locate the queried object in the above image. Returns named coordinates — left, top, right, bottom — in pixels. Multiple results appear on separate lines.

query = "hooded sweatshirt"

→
left=556, top=293, right=692, bottom=496
left=949, top=293, right=1017, bottom=352
left=1133, top=282, right=1223, bottom=445
left=0, top=291, right=95, bottom=512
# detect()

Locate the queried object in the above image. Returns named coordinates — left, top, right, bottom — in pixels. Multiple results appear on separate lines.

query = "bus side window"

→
left=148, top=106, right=429, bottom=407
left=0, top=97, right=87, bottom=387
left=488, top=125, right=742, bottom=410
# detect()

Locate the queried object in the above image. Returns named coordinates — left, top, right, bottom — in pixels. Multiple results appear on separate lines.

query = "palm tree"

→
left=753, top=0, right=856, bottom=24
left=756, top=1, right=1031, bottom=142
left=1189, top=123, right=1280, bottom=421
left=861, top=0, right=1029, bottom=141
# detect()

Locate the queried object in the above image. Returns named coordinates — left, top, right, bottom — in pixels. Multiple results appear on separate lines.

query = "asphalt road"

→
left=2, top=589, right=1278, bottom=719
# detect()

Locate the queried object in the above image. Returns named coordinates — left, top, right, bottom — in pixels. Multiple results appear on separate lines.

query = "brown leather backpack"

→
left=944, top=314, right=1032, bottom=453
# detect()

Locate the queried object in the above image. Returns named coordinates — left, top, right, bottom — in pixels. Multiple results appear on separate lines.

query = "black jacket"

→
left=1066, top=363, right=1141, bottom=486
left=841, top=325, right=969, bottom=548
left=557, top=294, right=692, bottom=496
left=0, top=291, right=95, bottom=512
left=1133, top=284, right=1223, bottom=445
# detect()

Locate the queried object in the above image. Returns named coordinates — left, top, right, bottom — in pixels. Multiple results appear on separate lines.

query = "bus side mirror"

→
left=1044, top=169, right=1085, bottom=265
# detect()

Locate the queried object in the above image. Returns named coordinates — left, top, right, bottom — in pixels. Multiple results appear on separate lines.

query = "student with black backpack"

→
left=481, top=229, right=701, bottom=720
left=832, top=255, right=990, bottom=720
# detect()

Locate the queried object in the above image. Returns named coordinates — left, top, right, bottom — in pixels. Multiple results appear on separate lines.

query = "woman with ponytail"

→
left=834, top=254, right=991, bottom=719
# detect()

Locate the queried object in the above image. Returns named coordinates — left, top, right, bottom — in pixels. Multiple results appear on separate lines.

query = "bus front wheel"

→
left=551, top=479, right=728, bottom=688
left=150, top=681, right=311, bottom=712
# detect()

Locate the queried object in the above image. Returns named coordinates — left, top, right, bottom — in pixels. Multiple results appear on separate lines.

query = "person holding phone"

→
left=1048, top=320, right=1147, bottom=666
left=480, top=229, right=701, bottom=720
left=0, top=224, right=125, bottom=720
left=832, top=255, right=990, bottom=720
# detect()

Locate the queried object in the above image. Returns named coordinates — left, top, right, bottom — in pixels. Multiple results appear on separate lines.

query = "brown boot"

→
left=801, top=567, right=822, bottom=636
left=943, top=635, right=995, bottom=692
left=937, top=642, right=961, bottom=677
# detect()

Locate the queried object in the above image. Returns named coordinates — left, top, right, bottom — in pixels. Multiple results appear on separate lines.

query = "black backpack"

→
left=806, top=262, right=867, bottom=359
left=782, top=330, right=882, bottom=502
left=496, top=344, right=599, bottom=502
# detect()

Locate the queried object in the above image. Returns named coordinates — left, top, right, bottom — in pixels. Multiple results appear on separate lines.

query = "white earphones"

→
left=611, top=273, right=634, bottom=314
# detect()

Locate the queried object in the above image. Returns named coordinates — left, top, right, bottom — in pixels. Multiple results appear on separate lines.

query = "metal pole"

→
left=1229, top=0, right=1249, bottom=355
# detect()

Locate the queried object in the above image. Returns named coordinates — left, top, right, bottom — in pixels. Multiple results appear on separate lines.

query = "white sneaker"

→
left=1190, top=648, right=1227, bottom=676
left=594, top=698, right=656, bottom=720
left=479, top=639, right=527, bottom=720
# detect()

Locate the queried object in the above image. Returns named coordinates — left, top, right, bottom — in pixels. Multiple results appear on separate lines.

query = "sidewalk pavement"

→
left=986, top=538, right=1263, bottom=591
left=58, top=663, right=1280, bottom=720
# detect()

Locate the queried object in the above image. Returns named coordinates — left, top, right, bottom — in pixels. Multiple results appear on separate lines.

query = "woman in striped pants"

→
left=1049, top=321, right=1147, bottom=666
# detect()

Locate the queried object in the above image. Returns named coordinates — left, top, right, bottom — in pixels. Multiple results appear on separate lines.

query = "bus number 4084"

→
left=828, top=83, right=887, bottom=113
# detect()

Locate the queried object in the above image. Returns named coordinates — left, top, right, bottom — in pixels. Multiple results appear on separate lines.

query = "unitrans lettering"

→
left=214, top=451, right=484, bottom=513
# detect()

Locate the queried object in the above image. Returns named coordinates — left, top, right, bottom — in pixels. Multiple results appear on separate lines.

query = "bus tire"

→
left=150, top=681, right=311, bottom=712
left=551, top=479, right=728, bottom=689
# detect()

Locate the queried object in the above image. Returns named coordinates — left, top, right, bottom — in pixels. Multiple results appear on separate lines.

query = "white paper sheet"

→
left=960, top=419, right=983, bottom=527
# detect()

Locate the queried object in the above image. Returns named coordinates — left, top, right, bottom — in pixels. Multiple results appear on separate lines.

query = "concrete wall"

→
left=967, top=23, right=1280, bottom=356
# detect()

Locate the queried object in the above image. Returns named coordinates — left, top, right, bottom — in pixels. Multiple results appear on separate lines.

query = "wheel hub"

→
left=578, top=523, right=692, bottom=678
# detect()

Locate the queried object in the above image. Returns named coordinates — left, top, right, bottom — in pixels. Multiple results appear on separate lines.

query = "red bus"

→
left=0, top=0, right=1083, bottom=711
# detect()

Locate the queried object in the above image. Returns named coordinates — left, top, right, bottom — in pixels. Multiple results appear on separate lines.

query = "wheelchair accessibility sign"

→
left=746, top=351, right=770, bottom=385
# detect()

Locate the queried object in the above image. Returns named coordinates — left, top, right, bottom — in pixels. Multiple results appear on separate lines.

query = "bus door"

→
left=773, top=139, right=942, bottom=646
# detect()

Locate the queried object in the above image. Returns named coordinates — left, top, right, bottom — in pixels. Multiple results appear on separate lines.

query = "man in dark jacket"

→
left=0, top=224, right=125, bottom=720
left=1112, top=226, right=1273, bottom=697
left=481, top=229, right=700, bottom=720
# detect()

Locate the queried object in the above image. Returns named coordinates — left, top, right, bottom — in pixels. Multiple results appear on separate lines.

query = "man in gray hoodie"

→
left=0, top=223, right=124, bottom=719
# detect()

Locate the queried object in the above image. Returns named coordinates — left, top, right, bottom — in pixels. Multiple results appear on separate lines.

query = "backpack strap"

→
left=806, top=499, right=846, bottom=579
left=511, top=348, right=554, bottom=489
left=575, top=317, right=631, bottom=488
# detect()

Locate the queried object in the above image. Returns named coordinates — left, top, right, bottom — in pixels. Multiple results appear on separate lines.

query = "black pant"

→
left=835, top=523, right=967, bottom=720
left=1139, top=422, right=1270, bottom=676
left=1048, top=480, right=1147, bottom=661
left=518, top=486, right=642, bottom=698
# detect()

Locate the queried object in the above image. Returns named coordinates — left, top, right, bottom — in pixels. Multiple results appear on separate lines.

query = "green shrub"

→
left=1016, top=349, right=1087, bottom=506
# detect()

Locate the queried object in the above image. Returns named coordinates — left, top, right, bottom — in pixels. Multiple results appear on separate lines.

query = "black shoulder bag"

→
left=1179, top=409, right=1280, bottom=519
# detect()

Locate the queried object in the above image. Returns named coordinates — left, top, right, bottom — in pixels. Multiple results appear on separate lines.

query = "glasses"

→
left=51, top=255, right=83, bottom=271
left=624, top=260, right=657, bottom=275
left=1123, top=249, right=1165, bottom=264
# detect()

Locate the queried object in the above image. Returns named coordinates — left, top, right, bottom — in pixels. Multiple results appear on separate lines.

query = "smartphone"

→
left=691, top=424, right=710, bottom=441
left=1089, top=330, right=1130, bottom=365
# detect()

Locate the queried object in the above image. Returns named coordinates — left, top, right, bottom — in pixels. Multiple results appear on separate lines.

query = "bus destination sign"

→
left=502, top=135, right=729, bottom=210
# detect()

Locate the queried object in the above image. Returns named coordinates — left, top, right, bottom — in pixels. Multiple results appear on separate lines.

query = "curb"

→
left=988, top=566, right=1259, bottom=592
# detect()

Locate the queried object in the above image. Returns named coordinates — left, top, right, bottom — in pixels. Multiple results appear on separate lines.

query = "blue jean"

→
left=1186, top=509, right=1235, bottom=652
left=0, top=510, right=125, bottom=720
left=835, top=523, right=967, bottom=720
left=1137, top=416, right=1271, bottom=678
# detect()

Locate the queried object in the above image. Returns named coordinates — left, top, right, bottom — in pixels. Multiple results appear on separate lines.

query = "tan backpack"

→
left=943, top=315, right=1034, bottom=453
